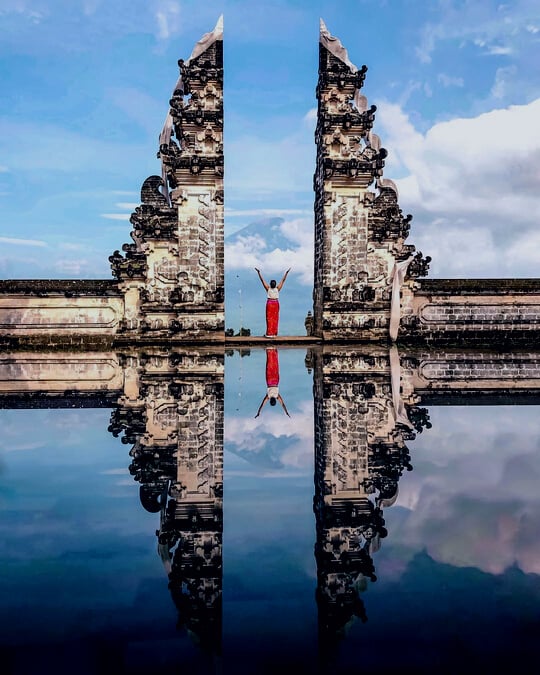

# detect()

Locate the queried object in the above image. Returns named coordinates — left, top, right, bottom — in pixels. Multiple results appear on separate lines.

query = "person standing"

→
left=254, top=267, right=291, bottom=338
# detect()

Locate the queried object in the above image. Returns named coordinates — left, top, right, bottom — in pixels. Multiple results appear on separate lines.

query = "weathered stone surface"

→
left=313, top=22, right=429, bottom=342
left=0, top=295, right=124, bottom=338
left=398, top=280, right=540, bottom=345
left=113, top=18, right=225, bottom=342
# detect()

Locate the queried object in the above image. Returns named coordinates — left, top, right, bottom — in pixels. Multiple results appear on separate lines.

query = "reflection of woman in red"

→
left=255, top=347, right=290, bottom=417
left=254, top=267, right=291, bottom=338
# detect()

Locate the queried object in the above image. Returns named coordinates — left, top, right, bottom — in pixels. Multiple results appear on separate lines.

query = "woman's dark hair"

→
left=270, top=279, right=277, bottom=288
left=270, top=397, right=277, bottom=406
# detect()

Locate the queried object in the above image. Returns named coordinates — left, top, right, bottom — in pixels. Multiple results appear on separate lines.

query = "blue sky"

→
left=1, top=0, right=539, bottom=283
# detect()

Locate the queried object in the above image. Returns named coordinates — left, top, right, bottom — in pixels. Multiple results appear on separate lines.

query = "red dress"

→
left=265, top=347, right=280, bottom=387
left=265, top=289, right=279, bottom=337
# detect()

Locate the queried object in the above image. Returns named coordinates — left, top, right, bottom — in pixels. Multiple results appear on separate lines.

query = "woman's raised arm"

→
left=255, top=268, right=269, bottom=291
left=277, top=268, right=291, bottom=291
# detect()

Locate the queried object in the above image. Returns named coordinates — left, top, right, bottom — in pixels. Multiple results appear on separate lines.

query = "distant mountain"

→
left=225, top=218, right=313, bottom=336
left=226, top=217, right=288, bottom=250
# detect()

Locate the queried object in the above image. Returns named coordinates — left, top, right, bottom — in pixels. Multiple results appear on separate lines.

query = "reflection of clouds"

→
left=225, top=399, right=313, bottom=471
left=0, top=441, right=44, bottom=453
left=391, top=406, right=540, bottom=575
left=0, top=410, right=102, bottom=454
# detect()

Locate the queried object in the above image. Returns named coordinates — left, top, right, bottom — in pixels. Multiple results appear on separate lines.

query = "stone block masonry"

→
left=0, top=280, right=123, bottom=348
left=399, top=279, right=540, bottom=346
left=313, top=20, right=430, bottom=342
left=313, top=22, right=540, bottom=346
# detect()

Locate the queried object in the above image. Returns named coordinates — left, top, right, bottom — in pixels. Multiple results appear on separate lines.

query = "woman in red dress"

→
left=255, top=347, right=290, bottom=417
left=254, top=267, right=291, bottom=338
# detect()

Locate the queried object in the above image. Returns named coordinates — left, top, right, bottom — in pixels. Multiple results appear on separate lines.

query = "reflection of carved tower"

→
left=110, top=19, right=224, bottom=341
left=312, top=347, right=420, bottom=636
left=313, top=21, right=429, bottom=341
left=109, top=349, right=224, bottom=650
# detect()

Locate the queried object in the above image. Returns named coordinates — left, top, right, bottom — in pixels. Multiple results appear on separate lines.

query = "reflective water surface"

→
left=0, top=346, right=539, bottom=674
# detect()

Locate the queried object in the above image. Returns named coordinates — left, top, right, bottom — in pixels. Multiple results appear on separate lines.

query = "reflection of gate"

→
left=310, top=344, right=540, bottom=635
left=1, top=345, right=540, bottom=642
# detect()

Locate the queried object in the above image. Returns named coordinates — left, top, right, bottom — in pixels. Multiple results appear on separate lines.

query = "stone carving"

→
left=313, top=22, right=429, bottom=341
left=110, top=18, right=224, bottom=341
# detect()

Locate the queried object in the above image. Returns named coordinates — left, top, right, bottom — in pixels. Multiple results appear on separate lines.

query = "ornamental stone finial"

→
left=319, top=18, right=358, bottom=73
left=186, top=14, right=223, bottom=64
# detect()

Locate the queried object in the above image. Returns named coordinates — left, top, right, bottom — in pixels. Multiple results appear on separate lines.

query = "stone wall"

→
left=111, top=19, right=224, bottom=342
left=400, top=279, right=540, bottom=346
left=313, top=21, right=429, bottom=342
left=313, top=24, right=540, bottom=346
left=0, top=280, right=123, bottom=347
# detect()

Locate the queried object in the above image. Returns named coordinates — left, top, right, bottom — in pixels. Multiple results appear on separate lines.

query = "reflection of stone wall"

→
left=310, top=343, right=540, bottom=636
left=312, top=347, right=415, bottom=634
left=109, top=348, right=224, bottom=650
left=406, top=348, right=540, bottom=398
left=0, top=351, right=122, bottom=395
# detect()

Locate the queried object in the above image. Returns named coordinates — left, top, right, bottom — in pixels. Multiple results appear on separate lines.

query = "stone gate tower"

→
left=110, top=18, right=224, bottom=342
left=313, top=21, right=429, bottom=341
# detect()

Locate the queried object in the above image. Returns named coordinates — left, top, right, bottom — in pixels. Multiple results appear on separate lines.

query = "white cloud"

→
left=1, top=441, right=44, bottom=452
left=54, top=259, right=89, bottom=275
left=225, top=217, right=314, bottom=285
left=0, top=1, right=44, bottom=23
left=155, top=0, right=181, bottom=41
left=490, top=65, right=517, bottom=98
left=59, top=242, right=85, bottom=251
left=303, top=107, right=317, bottom=130
left=114, top=202, right=138, bottom=210
left=0, top=236, right=47, bottom=247
left=485, top=44, right=513, bottom=55
left=101, top=213, right=131, bottom=221
left=377, top=97, right=540, bottom=276
left=82, top=0, right=101, bottom=16
left=225, top=399, right=314, bottom=470
left=437, top=73, right=465, bottom=88
left=415, top=0, right=539, bottom=63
